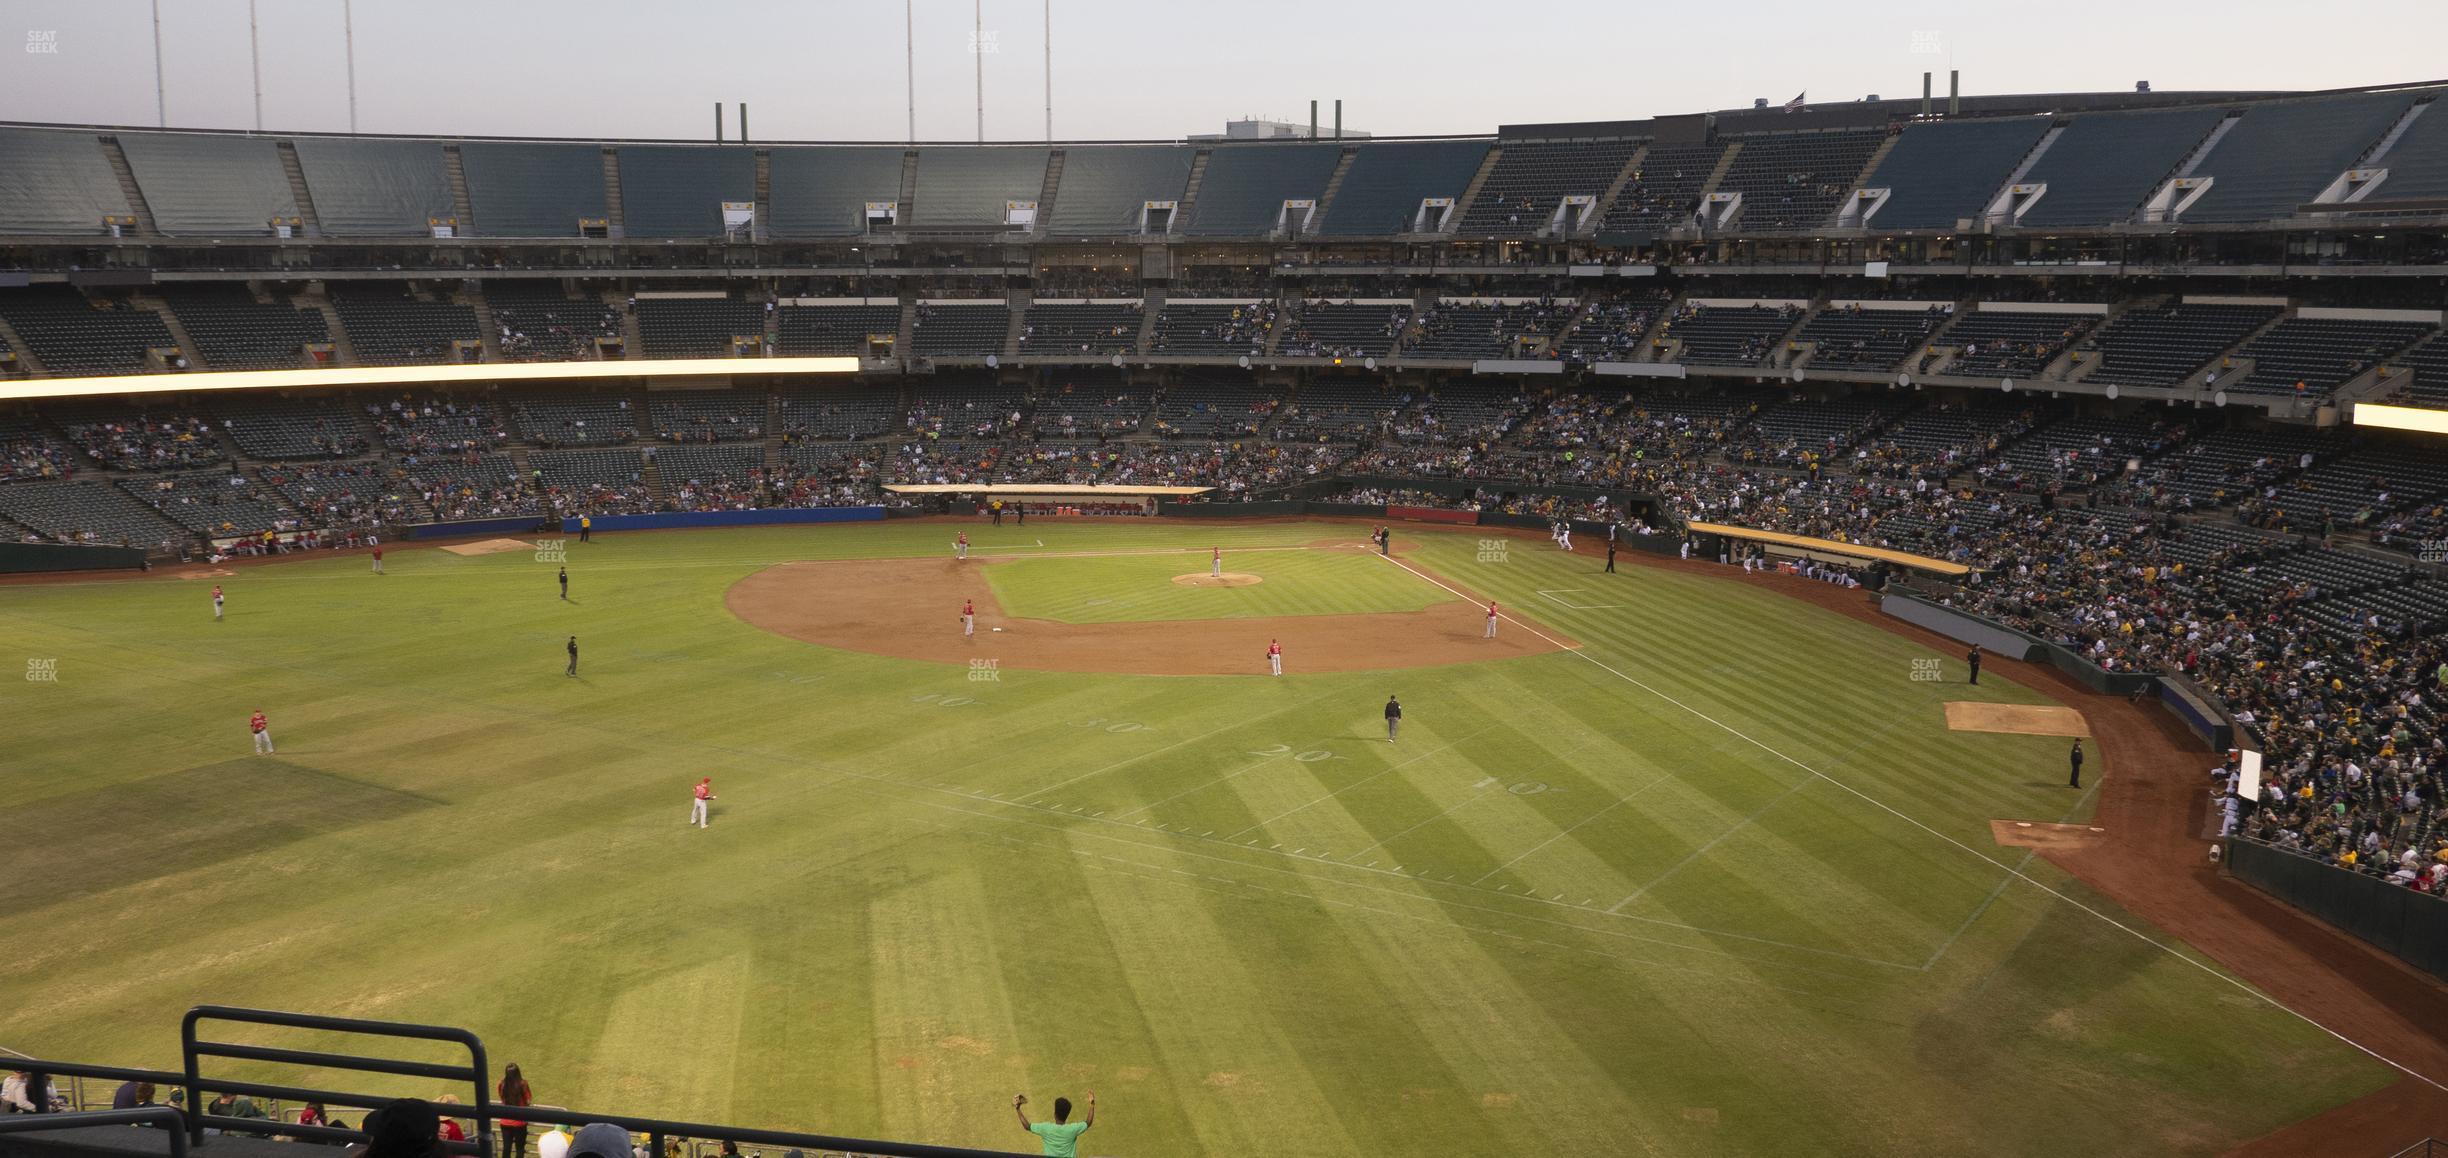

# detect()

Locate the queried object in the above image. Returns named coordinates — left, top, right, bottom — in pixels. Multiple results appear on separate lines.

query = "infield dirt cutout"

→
left=439, top=538, right=540, bottom=557
left=725, top=545, right=1571, bottom=675
left=1944, top=701, right=2091, bottom=737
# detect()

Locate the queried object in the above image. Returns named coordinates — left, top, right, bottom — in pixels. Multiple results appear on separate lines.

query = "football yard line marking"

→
left=1374, top=547, right=2448, bottom=1091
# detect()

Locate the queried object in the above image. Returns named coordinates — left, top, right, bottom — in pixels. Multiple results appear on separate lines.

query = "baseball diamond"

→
left=0, top=518, right=2412, bottom=1155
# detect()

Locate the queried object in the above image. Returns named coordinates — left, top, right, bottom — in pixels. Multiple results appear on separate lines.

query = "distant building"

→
left=1191, top=117, right=1371, bottom=141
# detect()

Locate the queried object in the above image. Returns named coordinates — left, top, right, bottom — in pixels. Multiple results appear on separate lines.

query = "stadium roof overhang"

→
left=0, top=356, right=861, bottom=401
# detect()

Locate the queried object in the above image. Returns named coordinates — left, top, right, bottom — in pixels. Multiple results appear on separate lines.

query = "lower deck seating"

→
left=122, top=469, right=298, bottom=535
left=648, top=389, right=766, bottom=443
left=779, top=385, right=903, bottom=440
left=0, top=479, right=188, bottom=548
left=510, top=391, right=639, bottom=447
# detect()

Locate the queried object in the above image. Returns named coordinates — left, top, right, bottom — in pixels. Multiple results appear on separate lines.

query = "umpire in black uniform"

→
left=1966, top=645, right=1982, bottom=685
left=1384, top=695, right=1403, bottom=742
left=566, top=635, right=579, bottom=677
left=2068, top=739, right=2084, bottom=788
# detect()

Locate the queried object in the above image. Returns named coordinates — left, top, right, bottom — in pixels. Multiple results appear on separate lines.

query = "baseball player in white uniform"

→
left=1211, top=547, right=1222, bottom=578
left=1558, top=523, right=1573, bottom=552
left=955, top=533, right=968, bottom=560
left=963, top=599, right=976, bottom=638
left=213, top=584, right=225, bottom=620
left=1484, top=601, right=1500, bottom=638
left=690, top=778, right=715, bottom=828
left=1268, top=639, right=1283, bottom=676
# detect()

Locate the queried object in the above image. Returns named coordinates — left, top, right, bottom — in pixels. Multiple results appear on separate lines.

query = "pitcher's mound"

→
left=1174, top=572, right=1263, bottom=588
left=1946, top=701, right=2090, bottom=737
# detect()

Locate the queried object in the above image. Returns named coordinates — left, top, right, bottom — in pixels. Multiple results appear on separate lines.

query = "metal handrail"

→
left=0, top=1106, right=191, bottom=1158
left=28, top=1003, right=1044, bottom=1158
left=181, top=1005, right=492, bottom=1156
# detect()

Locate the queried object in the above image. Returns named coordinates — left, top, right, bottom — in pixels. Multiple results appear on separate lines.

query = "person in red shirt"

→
left=212, top=584, right=225, bottom=620
left=497, top=1065, right=534, bottom=1158
left=1484, top=601, right=1499, bottom=639
left=1211, top=546, right=1222, bottom=578
left=1268, top=639, right=1283, bottom=677
left=963, top=599, right=976, bottom=638
left=955, top=533, right=969, bottom=561
left=433, top=1095, right=468, bottom=1143
left=370, top=544, right=384, bottom=574
left=690, top=777, right=715, bottom=829
left=250, top=710, right=274, bottom=755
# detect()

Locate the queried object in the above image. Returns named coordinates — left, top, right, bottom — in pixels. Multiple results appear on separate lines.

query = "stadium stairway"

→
left=752, top=150, right=773, bottom=242
left=1177, top=148, right=1212, bottom=226
left=2203, top=309, right=2296, bottom=390
left=1032, top=150, right=1066, bottom=238
left=0, top=312, right=45, bottom=374
left=1310, top=146, right=1361, bottom=236
left=1588, top=142, right=1652, bottom=232
left=2055, top=295, right=2161, bottom=383
left=442, top=145, right=477, bottom=234
left=467, top=288, right=503, bottom=362
left=299, top=291, right=360, bottom=366
left=895, top=149, right=920, bottom=220
left=1136, top=287, right=1164, bottom=352
left=1693, top=140, right=1743, bottom=208
left=1838, top=132, right=1905, bottom=229
left=130, top=293, right=201, bottom=369
left=894, top=290, right=917, bottom=358
left=1451, top=145, right=1504, bottom=235
left=1002, top=290, right=1030, bottom=357
left=98, top=136, right=160, bottom=236
left=602, top=148, right=626, bottom=239
left=275, top=140, right=322, bottom=237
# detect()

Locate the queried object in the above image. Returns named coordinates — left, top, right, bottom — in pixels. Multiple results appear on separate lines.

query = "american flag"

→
left=1783, top=91, right=1807, bottom=113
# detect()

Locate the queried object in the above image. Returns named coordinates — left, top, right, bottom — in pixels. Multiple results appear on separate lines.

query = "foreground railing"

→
left=0, top=1107, right=191, bottom=1157
left=16, top=1005, right=1033, bottom=1158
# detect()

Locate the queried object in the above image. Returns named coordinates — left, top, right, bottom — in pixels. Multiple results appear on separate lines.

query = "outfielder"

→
left=1211, top=547, right=1222, bottom=578
left=690, top=777, right=715, bottom=828
left=212, top=584, right=225, bottom=620
left=1268, top=639, right=1283, bottom=676
left=1558, top=522, right=1573, bottom=552
left=250, top=709, right=274, bottom=755
left=963, top=598, right=976, bottom=638
left=1484, top=601, right=1500, bottom=638
left=955, top=533, right=969, bottom=560
left=371, top=544, right=385, bottom=574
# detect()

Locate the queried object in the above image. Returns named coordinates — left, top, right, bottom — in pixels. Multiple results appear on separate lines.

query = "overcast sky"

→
left=2, top=0, right=2442, bottom=142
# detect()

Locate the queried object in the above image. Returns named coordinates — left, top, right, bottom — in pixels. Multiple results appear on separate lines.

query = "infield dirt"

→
left=724, top=546, right=1571, bottom=676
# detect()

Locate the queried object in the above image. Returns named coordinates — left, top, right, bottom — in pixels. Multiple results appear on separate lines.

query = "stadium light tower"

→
left=150, top=0, right=165, bottom=127
left=344, top=0, right=358, bottom=134
left=249, top=0, right=263, bottom=131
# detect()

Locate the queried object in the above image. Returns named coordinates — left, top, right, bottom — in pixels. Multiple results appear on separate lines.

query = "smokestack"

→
left=1948, top=70, right=1960, bottom=115
left=1334, top=99, right=1342, bottom=140
left=1310, top=100, right=1318, bottom=140
left=715, top=101, right=724, bottom=143
left=739, top=102, right=749, bottom=143
left=1921, top=72, right=1932, bottom=118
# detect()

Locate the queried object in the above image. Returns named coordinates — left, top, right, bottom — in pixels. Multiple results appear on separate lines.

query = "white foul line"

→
left=1371, top=549, right=2448, bottom=1091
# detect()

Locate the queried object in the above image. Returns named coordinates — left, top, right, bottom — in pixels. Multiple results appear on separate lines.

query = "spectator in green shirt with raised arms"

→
left=1013, top=1090, right=1094, bottom=1157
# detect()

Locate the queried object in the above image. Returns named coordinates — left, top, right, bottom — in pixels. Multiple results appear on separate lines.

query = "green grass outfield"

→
left=0, top=519, right=2392, bottom=1156
left=982, top=544, right=1454, bottom=623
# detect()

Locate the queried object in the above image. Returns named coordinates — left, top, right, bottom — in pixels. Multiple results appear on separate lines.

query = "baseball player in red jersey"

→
left=690, top=777, right=715, bottom=828
left=1211, top=546, right=1222, bottom=578
left=1484, top=601, right=1499, bottom=638
left=370, top=544, right=384, bottom=574
left=1268, top=639, right=1283, bottom=676
left=963, top=599, right=976, bottom=638
left=955, top=533, right=969, bottom=561
left=212, top=584, right=225, bottom=620
left=250, top=709, right=274, bottom=755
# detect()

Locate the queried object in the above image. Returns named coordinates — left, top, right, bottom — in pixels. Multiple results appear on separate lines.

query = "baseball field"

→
left=0, top=518, right=2395, bottom=1155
